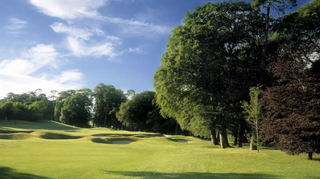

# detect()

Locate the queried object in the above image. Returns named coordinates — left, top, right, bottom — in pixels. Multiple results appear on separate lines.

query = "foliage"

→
left=54, top=90, right=76, bottom=121
left=154, top=0, right=265, bottom=148
left=251, top=0, right=297, bottom=13
left=261, top=45, right=320, bottom=157
left=242, top=85, right=265, bottom=151
left=116, top=91, right=177, bottom=133
left=59, top=90, right=93, bottom=127
left=0, top=91, right=50, bottom=121
left=93, top=83, right=126, bottom=128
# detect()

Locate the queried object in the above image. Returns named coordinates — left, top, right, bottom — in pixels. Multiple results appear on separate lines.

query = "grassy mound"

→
left=0, top=133, right=31, bottom=140
left=40, top=132, right=82, bottom=140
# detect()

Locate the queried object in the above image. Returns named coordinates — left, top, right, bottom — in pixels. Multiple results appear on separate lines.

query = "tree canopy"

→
left=154, top=0, right=265, bottom=148
left=117, top=91, right=177, bottom=133
left=93, top=83, right=126, bottom=128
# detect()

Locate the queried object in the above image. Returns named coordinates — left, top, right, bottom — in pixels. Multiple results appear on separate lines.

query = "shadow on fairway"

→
left=106, top=171, right=281, bottom=179
left=0, top=167, right=50, bottom=179
left=105, top=171, right=280, bottom=179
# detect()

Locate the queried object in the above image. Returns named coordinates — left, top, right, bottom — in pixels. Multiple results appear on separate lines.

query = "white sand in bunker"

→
left=175, top=139, right=193, bottom=143
left=112, top=140, right=135, bottom=144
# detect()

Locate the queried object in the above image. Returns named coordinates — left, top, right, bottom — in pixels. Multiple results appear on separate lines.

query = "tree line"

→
left=0, top=84, right=179, bottom=135
left=153, top=0, right=320, bottom=159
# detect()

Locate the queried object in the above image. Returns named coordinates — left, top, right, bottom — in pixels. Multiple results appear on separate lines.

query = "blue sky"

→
left=0, top=0, right=312, bottom=98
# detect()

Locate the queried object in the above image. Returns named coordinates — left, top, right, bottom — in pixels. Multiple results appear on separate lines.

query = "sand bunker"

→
left=112, top=140, right=135, bottom=144
left=175, top=139, right=193, bottom=143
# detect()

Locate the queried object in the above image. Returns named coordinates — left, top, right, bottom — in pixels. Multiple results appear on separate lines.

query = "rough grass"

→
left=0, top=120, right=320, bottom=179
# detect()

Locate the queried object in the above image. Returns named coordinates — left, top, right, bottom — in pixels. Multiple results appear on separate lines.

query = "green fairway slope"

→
left=0, top=120, right=319, bottom=179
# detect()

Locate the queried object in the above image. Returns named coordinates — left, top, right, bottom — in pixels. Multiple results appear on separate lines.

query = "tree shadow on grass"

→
left=0, top=167, right=50, bottom=179
left=313, top=158, right=320, bottom=162
left=105, top=171, right=281, bottom=179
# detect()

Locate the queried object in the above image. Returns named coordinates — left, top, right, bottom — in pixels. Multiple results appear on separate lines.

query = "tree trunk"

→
left=238, top=125, right=244, bottom=148
left=219, top=125, right=230, bottom=149
left=308, top=152, right=313, bottom=160
left=211, top=129, right=219, bottom=145
left=250, top=135, right=257, bottom=150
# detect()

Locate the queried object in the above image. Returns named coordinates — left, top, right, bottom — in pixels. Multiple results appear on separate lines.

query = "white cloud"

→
left=57, top=70, right=83, bottom=83
left=0, top=44, right=84, bottom=98
left=102, top=16, right=153, bottom=26
left=102, top=16, right=172, bottom=37
left=51, top=22, right=119, bottom=57
left=4, top=18, right=27, bottom=34
left=0, top=44, right=57, bottom=75
left=67, top=36, right=116, bottom=57
left=29, top=0, right=171, bottom=37
left=29, top=0, right=106, bottom=20
left=0, top=59, right=34, bottom=75
left=0, top=72, right=83, bottom=99
left=50, top=22, right=92, bottom=40
left=128, top=48, right=142, bottom=53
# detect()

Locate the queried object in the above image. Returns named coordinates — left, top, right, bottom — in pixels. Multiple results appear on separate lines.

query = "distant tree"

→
left=49, top=90, right=58, bottom=121
left=29, top=100, right=47, bottom=121
left=125, top=89, right=135, bottom=99
left=12, top=102, right=30, bottom=121
left=0, top=101, right=14, bottom=119
left=59, top=91, right=92, bottom=127
left=262, top=46, right=320, bottom=160
left=93, top=83, right=126, bottom=128
left=117, top=91, right=177, bottom=133
left=54, top=90, right=76, bottom=121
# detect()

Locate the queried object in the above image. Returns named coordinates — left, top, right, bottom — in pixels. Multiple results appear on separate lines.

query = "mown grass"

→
left=0, top=120, right=319, bottom=179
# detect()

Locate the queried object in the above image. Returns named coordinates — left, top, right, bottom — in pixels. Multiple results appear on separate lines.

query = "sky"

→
left=0, top=0, right=313, bottom=98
